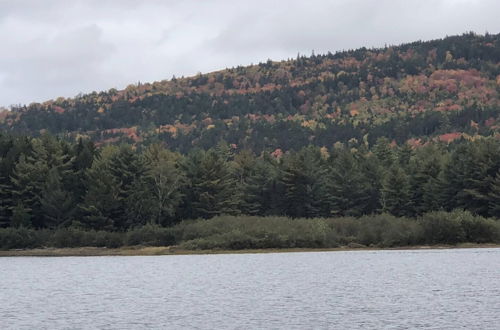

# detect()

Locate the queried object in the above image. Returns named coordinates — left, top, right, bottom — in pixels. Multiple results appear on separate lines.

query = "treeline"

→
left=1, top=132, right=500, bottom=231
left=1, top=212, right=499, bottom=250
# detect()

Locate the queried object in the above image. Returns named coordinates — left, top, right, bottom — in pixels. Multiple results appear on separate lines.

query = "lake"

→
left=1, top=248, right=499, bottom=329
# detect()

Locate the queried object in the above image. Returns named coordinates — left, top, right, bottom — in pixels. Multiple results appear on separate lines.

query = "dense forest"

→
left=1, top=32, right=500, bottom=153
left=1, top=32, right=500, bottom=249
left=0, top=132, right=499, bottom=249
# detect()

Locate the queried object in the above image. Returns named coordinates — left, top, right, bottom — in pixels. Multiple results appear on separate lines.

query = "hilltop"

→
left=1, top=32, right=500, bottom=152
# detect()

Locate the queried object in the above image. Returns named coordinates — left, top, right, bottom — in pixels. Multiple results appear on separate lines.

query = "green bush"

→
left=1, top=212, right=499, bottom=251
left=51, top=228, right=91, bottom=248
left=125, top=224, right=176, bottom=246
left=419, top=210, right=466, bottom=244
left=176, top=216, right=338, bottom=250
left=0, top=227, right=45, bottom=249
left=454, top=210, right=500, bottom=243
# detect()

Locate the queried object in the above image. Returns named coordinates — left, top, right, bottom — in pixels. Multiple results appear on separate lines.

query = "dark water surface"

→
left=1, top=248, right=499, bottom=329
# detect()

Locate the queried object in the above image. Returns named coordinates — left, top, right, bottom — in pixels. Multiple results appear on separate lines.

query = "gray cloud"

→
left=0, top=0, right=499, bottom=107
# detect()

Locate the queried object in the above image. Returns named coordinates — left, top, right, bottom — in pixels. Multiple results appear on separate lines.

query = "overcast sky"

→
left=1, top=0, right=499, bottom=107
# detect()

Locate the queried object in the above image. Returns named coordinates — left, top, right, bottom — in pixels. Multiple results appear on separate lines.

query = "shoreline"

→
left=1, top=243, right=499, bottom=257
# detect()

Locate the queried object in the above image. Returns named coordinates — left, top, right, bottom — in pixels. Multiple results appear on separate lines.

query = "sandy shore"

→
left=0, top=243, right=498, bottom=257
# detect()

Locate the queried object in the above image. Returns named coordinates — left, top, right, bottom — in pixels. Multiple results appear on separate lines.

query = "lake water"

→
left=1, top=248, right=499, bottom=329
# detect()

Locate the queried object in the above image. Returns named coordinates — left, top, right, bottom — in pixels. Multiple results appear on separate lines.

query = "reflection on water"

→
left=1, top=248, right=499, bottom=329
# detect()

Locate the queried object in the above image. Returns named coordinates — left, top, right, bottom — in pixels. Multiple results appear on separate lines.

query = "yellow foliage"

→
left=301, top=120, right=317, bottom=130
left=336, top=71, right=347, bottom=78
left=320, top=146, right=329, bottom=160
left=445, top=51, right=453, bottom=62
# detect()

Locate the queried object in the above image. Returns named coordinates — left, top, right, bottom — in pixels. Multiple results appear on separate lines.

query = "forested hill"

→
left=2, top=32, right=500, bottom=152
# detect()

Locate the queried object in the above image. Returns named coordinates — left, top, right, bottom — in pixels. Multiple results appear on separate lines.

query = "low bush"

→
left=177, top=216, right=338, bottom=250
left=0, top=227, right=44, bottom=249
left=419, top=210, right=500, bottom=244
left=126, top=224, right=176, bottom=246
left=1, top=212, right=498, bottom=250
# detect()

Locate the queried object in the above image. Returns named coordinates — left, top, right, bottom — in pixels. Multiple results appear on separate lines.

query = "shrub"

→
left=455, top=211, right=500, bottom=243
left=419, top=211, right=466, bottom=244
left=125, top=224, right=176, bottom=246
left=51, top=228, right=92, bottom=248
left=0, top=227, right=44, bottom=249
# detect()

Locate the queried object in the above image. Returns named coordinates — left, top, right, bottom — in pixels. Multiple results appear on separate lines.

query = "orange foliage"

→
left=407, top=138, right=423, bottom=149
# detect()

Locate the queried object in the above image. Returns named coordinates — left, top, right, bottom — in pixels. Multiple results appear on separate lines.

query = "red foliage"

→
left=485, top=117, right=496, bottom=127
left=52, top=106, right=65, bottom=114
left=438, top=132, right=462, bottom=143
left=271, top=148, right=283, bottom=159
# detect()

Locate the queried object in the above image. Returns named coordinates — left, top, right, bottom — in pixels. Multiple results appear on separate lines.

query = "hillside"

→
left=1, top=32, right=500, bottom=152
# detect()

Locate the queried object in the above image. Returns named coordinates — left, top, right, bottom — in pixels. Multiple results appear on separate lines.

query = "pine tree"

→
left=381, top=166, right=411, bottom=216
left=79, top=146, right=120, bottom=230
left=0, top=174, right=12, bottom=227
left=10, top=153, right=47, bottom=228
left=108, top=145, right=144, bottom=229
left=39, top=168, right=75, bottom=228
left=235, top=152, right=282, bottom=216
left=11, top=202, right=31, bottom=228
left=372, top=137, right=396, bottom=168
left=70, top=138, right=97, bottom=203
left=408, top=145, right=445, bottom=215
left=281, top=147, right=328, bottom=218
left=488, top=169, right=500, bottom=218
left=442, top=140, right=499, bottom=216
left=182, top=149, right=239, bottom=219
left=327, top=150, right=373, bottom=217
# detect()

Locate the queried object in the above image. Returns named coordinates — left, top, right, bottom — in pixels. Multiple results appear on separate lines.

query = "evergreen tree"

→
left=10, top=153, right=47, bottom=228
left=381, top=165, right=411, bottom=217
left=39, top=168, right=75, bottom=228
left=442, top=140, right=500, bottom=216
left=11, top=202, right=31, bottom=228
left=327, top=149, right=373, bottom=216
left=108, top=145, right=144, bottom=229
left=0, top=173, right=12, bottom=227
left=488, top=169, right=500, bottom=218
left=281, top=147, right=328, bottom=218
left=78, top=146, right=120, bottom=230
left=181, top=149, right=239, bottom=219
left=408, top=145, right=445, bottom=215
left=70, top=138, right=97, bottom=203
left=235, top=151, right=282, bottom=215
left=372, top=137, right=396, bottom=168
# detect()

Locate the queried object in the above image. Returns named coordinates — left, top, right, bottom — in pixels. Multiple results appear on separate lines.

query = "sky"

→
left=1, top=0, right=499, bottom=107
